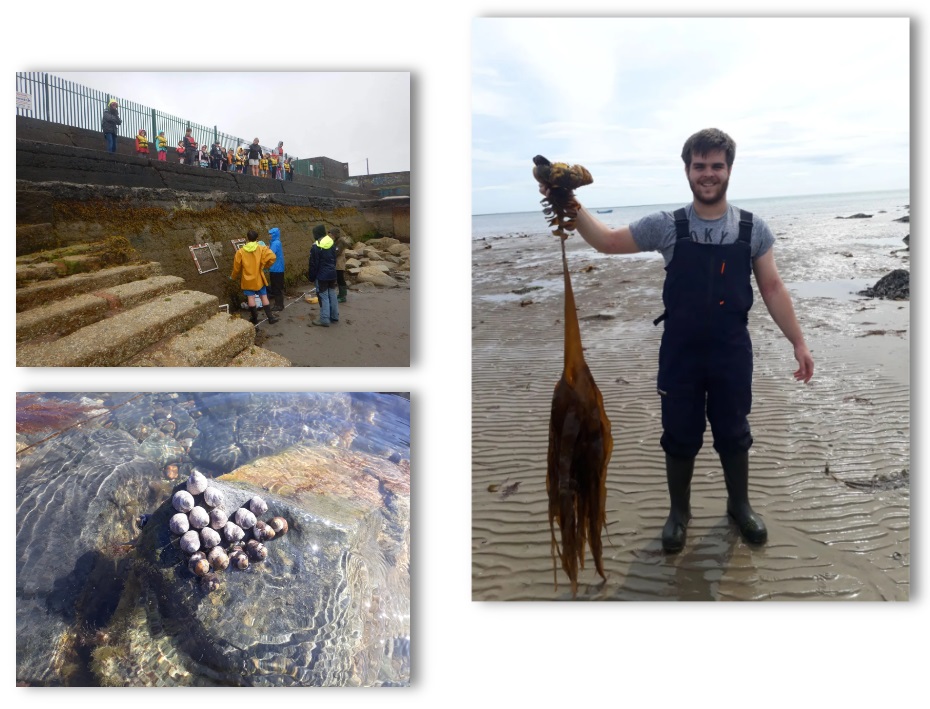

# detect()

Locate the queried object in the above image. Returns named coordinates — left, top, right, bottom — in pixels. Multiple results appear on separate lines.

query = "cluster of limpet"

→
left=167, top=469, right=288, bottom=592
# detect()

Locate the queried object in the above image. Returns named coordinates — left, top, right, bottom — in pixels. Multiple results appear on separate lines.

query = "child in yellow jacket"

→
left=135, top=129, right=149, bottom=157
left=230, top=229, right=279, bottom=325
left=154, top=130, right=168, bottom=161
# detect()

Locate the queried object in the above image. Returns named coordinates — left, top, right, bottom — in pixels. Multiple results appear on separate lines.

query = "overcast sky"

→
left=472, top=17, right=910, bottom=215
left=50, top=72, right=410, bottom=176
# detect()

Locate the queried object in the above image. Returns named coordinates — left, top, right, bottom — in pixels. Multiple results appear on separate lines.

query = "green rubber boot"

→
left=719, top=450, right=768, bottom=544
left=661, top=454, right=695, bottom=553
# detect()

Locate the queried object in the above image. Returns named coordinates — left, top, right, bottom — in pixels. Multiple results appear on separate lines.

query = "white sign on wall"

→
left=16, top=92, right=33, bottom=111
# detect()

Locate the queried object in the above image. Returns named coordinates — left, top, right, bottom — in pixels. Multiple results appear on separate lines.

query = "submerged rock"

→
left=103, top=454, right=408, bottom=687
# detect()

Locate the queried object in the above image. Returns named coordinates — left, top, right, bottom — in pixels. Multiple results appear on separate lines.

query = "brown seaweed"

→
left=535, top=155, right=612, bottom=597
left=15, top=394, right=100, bottom=434
left=532, top=155, right=593, bottom=237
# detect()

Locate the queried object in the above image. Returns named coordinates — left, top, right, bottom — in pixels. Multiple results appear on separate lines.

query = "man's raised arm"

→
left=574, top=205, right=640, bottom=254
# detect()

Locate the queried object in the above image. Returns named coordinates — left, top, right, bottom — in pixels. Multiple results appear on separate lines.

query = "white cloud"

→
left=472, top=17, right=909, bottom=214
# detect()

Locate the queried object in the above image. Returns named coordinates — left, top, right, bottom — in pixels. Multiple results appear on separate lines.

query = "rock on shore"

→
left=858, top=269, right=909, bottom=300
left=344, top=237, right=410, bottom=289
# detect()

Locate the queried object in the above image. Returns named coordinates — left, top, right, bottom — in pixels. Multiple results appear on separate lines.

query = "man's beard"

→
left=689, top=175, right=729, bottom=206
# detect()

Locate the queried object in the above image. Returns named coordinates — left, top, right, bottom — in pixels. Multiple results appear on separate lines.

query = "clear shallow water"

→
left=16, top=392, right=410, bottom=687
left=786, top=279, right=875, bottom=301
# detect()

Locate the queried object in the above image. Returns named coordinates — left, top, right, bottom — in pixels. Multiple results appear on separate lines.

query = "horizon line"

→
left=471, top=187, right=910, bottom=218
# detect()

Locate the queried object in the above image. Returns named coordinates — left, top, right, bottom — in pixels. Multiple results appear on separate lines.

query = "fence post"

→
left=214, top=126, right=218, bottom=146
left=151, top=109, right=157, bottom=150
left=43, top=73, right=50, bottom=122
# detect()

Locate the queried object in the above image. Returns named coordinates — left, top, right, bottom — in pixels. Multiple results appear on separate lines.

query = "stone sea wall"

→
left=17, top=136, right=410, bottom=307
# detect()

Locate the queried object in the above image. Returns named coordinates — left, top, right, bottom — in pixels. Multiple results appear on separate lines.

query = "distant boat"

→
left=595, top=209, right=613, bottom=214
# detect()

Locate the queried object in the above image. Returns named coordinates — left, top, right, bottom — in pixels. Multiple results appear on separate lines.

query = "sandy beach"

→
left=472, top=212, right=909, bottom=601
left=250, top=283, right=410, bottom=367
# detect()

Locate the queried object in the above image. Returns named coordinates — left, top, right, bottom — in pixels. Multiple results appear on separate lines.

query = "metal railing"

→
left=15, top=72, right=275, bottom=156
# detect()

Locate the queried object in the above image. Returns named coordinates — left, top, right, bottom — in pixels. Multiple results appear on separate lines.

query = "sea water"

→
left=473, top=189, right=910, bottom=294
left=472, top=189, right=909, bottom=242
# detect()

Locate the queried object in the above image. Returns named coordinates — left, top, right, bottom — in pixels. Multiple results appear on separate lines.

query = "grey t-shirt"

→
left=629, top=204, right=775, bottom=266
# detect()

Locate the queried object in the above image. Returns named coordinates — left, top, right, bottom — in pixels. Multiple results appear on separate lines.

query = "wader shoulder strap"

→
left=656, top=208, right=691, bottom=326
left=738, top=209, right=753, bottom=244
left=673, top=208, right=690, bottom=241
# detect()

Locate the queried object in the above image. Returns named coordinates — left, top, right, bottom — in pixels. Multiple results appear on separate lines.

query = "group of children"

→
left=228, top=145, right=293, bottom=179
left=228, top=224, right=351, bottom=330
left=133, top=127, right=293, bottom=178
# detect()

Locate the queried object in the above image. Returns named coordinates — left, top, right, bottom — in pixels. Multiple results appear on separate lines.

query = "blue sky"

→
left=472, top=17, right=910, bottom=215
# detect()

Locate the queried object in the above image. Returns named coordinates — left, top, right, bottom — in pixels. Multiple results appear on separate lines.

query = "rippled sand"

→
left=472, top=227, right=909, bottom=601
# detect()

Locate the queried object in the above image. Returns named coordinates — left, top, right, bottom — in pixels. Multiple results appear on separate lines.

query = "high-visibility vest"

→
left=136, top=134, right=149, bottom=151
left=156, top=134, right=167, bottom=150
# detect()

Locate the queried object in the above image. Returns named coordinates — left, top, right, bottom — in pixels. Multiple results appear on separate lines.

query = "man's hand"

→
left=793, top=342, right=814, bottom=383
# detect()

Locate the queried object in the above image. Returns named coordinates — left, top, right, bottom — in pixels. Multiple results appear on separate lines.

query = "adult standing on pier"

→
left=183, top=128, right=198, bottom=167
left=275, top=141, right=286, bottom=180
left=210, top=141, right=225, bottom=170
left=101, top=99, right=121, bottom=153
left=248, top=138, right=262, bottom=177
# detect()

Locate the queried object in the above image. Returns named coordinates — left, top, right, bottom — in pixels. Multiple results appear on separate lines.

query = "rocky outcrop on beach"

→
left=344, top=237, right=410, bottom=289
left=858, top=269, right=909, bottom=300
left=893, top=215, right=909, bottom=223
left=836, top=213, right=873, bottom=219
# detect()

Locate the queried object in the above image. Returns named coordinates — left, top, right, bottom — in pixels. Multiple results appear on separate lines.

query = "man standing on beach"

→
left=550, top=128, right=814, bottom=553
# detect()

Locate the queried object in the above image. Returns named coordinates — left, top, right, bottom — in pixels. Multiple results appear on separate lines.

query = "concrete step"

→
left=16, top=244, right=105, bottom=285
left=16, top=253, right=109, bottom=287
left=16, top=242, right=98, bottom=265
left=16, top=262, right=60, bottom=287
left=16, top=275, right=185, bottom=343
left=51, top=253, right=106, bottom=276
left=103, top=275, right=186, bottom=310
left=17, top=262, right=162, bottom=313
left=227, top=347, right=292, bottom=367
left=16, top=293, right=109, bottom=344
left=16, top=289, right=218, bottom=367
left=126, top=313, right=255, bottom=367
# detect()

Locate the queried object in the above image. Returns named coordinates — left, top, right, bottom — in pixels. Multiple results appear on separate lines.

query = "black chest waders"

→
left=655, top=208, right=767, bottom=551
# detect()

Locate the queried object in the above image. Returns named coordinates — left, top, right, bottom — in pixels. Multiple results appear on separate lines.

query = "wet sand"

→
left=250, top=285, right=410, bottom=367
left=472, top=232, right=909, bottom=601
